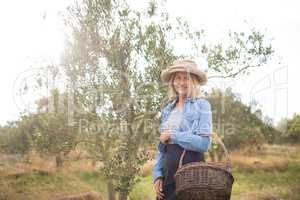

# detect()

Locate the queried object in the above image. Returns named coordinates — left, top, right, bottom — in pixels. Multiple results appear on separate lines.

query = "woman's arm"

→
left=170, top=99, right=213, bottom=152
left=170, top=131, right=211, bottom=152
left=152, top=104, right=170, bottom=183
left=152, top=149, right=165, bottom=183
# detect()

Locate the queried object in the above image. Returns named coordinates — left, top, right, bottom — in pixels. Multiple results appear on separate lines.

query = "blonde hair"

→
left=167, top=72, right=202, bottom=102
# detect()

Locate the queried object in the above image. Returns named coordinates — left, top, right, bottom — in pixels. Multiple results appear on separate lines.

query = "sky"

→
left=0, top=0, right=299, bottom=125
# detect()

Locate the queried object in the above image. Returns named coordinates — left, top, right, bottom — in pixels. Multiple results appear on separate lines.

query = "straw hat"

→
left=160, top=59, right=207, bottom=85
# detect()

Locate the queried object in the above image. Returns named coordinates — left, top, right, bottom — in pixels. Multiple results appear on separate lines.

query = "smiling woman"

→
left=153, top=60, right=212, bottom=200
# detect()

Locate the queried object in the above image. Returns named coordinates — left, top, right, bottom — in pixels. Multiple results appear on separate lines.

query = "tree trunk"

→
left=119, top=190, right=128, bottom=200
left=107, top=179, right=116, bottom=200
left=92, top=160, right=97, bottom=167
left=55, top=152, right=64, bottom=169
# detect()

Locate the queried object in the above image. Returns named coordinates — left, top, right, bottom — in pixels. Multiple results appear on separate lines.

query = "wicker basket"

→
left=174, top=133, right=234, bottom=200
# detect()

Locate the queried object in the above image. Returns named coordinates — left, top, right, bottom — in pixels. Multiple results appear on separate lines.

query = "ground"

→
left=0, top=144, right=299, bottom=200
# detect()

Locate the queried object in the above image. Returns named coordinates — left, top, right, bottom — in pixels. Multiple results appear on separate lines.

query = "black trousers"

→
left=157, top=144, right=205, bottom=200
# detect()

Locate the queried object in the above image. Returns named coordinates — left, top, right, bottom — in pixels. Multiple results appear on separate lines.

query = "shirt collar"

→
left=169, top=96, right=196, bottom=109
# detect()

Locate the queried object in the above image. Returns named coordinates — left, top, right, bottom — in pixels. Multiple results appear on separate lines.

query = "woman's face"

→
left=173, top=72, right=190, bottom=97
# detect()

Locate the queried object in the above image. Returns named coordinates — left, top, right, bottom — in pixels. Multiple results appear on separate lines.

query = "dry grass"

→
left=1, top=144, right=300, bottom=200
left=0, top=150, right=99, bottom=178
left=230, top=154, right=289, bottom=172
left=227, top=144, right=300, bottom=172
left=0, top=150, right=107, bottom=200
left=63, top=159, right=97, bottom=173
left=28, top=151, right=56, bottom=172
left=0, top=180, right=18, bottom=200
left=233, top=191, right=283, bottom=200
left=0, top=151, right=57, bottom=178
left=138, top=144, right=299, bottom=176
left=56, top=192, right=103, bottom=200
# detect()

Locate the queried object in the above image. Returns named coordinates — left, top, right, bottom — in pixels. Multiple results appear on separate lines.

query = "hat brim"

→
left=161, top=65, right=207, bottom=85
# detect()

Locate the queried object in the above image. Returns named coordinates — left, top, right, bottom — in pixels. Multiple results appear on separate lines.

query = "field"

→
left=0, top=144, right=300, bottom=200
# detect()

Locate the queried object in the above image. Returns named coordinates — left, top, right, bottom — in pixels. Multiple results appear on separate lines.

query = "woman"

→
left=153, top=59, right=213, bottom=200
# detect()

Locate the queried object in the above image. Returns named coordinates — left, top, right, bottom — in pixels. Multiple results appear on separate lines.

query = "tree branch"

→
left=208, top=64, right=260, bottom=79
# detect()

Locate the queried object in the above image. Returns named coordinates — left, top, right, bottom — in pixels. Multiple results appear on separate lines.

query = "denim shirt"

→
left=152, top=96, right=213, bottom=183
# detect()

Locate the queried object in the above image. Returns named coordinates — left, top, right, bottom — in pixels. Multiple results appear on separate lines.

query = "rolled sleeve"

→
left=152, top=148, right=165, bottom=183
left=170, top=99, right=213, bottom=152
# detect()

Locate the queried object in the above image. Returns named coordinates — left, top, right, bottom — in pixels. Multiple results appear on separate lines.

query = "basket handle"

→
left=178, top=132, right=232, bottom=172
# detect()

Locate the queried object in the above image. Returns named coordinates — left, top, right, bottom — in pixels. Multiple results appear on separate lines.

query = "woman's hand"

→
left=154, top=178, right=165, bottom=199
left=160, top=130, right=171, bottom=144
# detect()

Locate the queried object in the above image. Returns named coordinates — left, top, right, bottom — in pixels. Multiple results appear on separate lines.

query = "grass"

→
left=0, top=144, right=299, bottom=200
left=131, top=143, right=300, bottom=200
left=0, top=171, right=101, bottom=200
left=75, top=171, right=108, bottom=199
left=231, top=162, right=300, bottom=200
left=129, top=176, right=155, bottom=200
left=130, top=164, right=300, bottom=200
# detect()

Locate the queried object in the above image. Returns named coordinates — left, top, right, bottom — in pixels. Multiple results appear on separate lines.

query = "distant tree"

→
left=281, top=114, right=300, bottom=143
left=30, top=89, right=79, bottom=169
left=207, top=88, right=279, bottom=158
left=0, top=121, right=31, bottom=155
